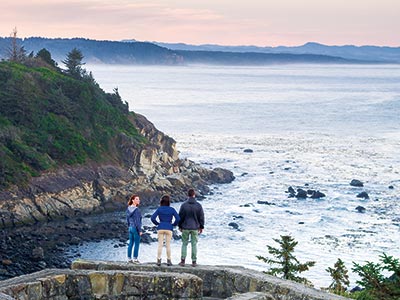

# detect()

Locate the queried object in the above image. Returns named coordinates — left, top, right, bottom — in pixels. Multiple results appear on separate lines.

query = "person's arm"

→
left=178, top=205, right=185, bottom=229
left=134, top=209, right=142, bottom=234
left=151, top=209, right=159, bottom=226
left=172, top=208, right=180, bottom=226
left=198, top=205, right=205, bottom=233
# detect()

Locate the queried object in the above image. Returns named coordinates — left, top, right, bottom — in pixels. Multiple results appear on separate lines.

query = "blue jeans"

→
left=127, top=227, right=141, bottom=259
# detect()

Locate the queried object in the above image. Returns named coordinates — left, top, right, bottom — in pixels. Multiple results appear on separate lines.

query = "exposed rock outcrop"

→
left=0, top=114, right=234, bottom=229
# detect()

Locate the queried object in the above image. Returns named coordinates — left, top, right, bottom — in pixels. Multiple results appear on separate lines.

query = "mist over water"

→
left=75, top=64, right=400, bottom=288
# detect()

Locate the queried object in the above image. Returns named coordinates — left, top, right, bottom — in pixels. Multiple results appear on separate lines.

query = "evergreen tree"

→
left=256, top=235, right=316, bottom=286
left=6, top=27, right=26, bottom=62
left=62, top=48, right=85, bottom=78
left=352, top=253, right=400, bottom=300
left=326, top=258, right=350, bottom=295
left=35, top=48, right=58, bottom=69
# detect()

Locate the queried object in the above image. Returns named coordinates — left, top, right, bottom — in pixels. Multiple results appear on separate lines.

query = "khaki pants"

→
left=157, top=229, right=173, bottom=260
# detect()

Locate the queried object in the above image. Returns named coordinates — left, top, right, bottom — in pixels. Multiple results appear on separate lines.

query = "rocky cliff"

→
left=0, top=113, right=234, bottom=229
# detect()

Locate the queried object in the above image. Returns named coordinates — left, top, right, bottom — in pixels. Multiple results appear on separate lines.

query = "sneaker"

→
left=127, top=258, right=133, bottom=263
left=133, top=258, right=140, bottom=264
left=192, top=261, right=197, bottom=267
left=178, top=259, right=185, bottom=267
left=167, top=259, right=172, bottom=266
left=157, top=259, right=161, bottom=266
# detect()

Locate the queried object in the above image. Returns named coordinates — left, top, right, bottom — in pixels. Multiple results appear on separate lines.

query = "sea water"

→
left=72, top=64, right=400, bottom=288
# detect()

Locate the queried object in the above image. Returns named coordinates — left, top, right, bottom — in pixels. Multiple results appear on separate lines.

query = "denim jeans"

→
left=127, top=226, right=141, bottom=259
left=181, top=229, right=198, bottom=261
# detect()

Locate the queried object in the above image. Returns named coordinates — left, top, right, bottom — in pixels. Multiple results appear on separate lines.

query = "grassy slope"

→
left=0, top=61, right=145, bottom=189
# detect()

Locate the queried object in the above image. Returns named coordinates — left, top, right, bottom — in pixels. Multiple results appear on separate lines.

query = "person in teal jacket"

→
left=151, top=195, right=180, bottom=266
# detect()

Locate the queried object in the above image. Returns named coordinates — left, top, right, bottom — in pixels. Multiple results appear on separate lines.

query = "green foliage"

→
left=35, top=48, right=58, bottom=69
left=0, top=57, right=145, bottom=189
left=62, top=48, right=85, bottom=78
left=352, top=253, right=400, bottom=300
left=256, top=235, right=316, bottom=286
left=326, top=258, right=350, bottom=295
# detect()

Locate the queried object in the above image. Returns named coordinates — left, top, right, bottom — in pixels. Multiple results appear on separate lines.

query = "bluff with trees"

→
left=0, top=46, right=234, bottom=229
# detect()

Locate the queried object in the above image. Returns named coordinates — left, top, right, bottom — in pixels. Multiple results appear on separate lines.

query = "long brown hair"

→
left=128, top=194, right=139, bottom=206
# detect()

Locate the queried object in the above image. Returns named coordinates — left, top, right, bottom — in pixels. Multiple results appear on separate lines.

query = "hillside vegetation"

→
left=0, top=58, right=145, bottom=189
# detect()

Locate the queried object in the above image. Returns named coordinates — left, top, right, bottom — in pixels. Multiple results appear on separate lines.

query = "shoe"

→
left=127, top=258, right=133, bottom=263
left=178, top=259, right=185, bottom=266
left=192, top=261, right=197, bottom=267
left=132, top=258, right=140, bottom=264
left=167, top=259, right=172, bottom=266
left=157, top=259, right=161, bottom=266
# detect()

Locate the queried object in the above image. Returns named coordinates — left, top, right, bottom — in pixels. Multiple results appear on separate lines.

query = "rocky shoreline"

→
left=0, top=113, right=235, bottom=281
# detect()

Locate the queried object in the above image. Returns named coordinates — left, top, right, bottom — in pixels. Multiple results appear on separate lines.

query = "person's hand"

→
left=198, top=228, right=203, bottom=234
left=139, top=232, right=143, bottom=236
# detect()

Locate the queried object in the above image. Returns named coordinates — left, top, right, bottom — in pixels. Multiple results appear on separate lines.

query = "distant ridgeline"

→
left=0, top=59, right=145, bottom=189
left=0, top=37, right=372, bottom=65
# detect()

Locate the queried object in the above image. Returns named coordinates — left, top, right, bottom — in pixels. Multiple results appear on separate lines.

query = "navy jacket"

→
left=126, top=206, right=142, bottom=233
left=178, top=197, right=205, bottom=230
left=151, top=206, right=180, bottom=231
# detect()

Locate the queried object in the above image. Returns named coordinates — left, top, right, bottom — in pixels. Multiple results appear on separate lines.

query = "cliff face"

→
left=0, top=113, right=234, bottom=229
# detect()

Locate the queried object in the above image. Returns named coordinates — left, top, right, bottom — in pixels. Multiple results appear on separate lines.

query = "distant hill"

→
left=0, top=37, right=381, bottom=65
left=153, top=41, right=400, bottom=63
left=0, top=37, right=182, bottom=65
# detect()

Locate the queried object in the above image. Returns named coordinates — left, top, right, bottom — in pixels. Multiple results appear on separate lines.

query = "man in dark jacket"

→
left=178, top=188, right=204, bottom=267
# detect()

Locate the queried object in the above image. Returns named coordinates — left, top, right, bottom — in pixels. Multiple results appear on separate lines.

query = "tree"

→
left=62, top=48, right=85, bottom=78
left=256, top=235, right=315, bottom=286
left=352, top=253, right=400, bottom=300
left=326, top=258, right=350, bottom=295
left=35, top=48, right=58, bottom=69
left=6, top=27, right=26, bottom=62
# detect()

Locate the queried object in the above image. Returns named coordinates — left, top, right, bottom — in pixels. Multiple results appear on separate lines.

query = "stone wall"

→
left=71, top=260, right=351, bottom=300
left=0, top=260, right=351, bottom=300
left=0, top=269, right=202, bottom=300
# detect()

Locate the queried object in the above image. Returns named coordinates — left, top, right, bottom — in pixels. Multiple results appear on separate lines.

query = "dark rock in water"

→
left=240, top=203, right=253, bottom=207
left=350, top=179, right=364, bottom=187
left=350, top=286, right=363, bottom=293
left=356, top=192, right=369, bottom=199
left=296, top=189, right=308, bottom=199
left=355, top=206, right=366, bottom=213
left=208, top=168, right=235, bottom=184
left=287, top=186, right=296, bottom=196
left=228, top=222, right=239, bottom=230
left=389, top=185, right=394, bottom=189
left=232, top=215, right=243, bottom=220
left=241, top=172, right=248, bottom=176
left=140, top=233, right=155, bottom=244
left=243, top=149, right=253, bottom=153
left=257, top=200, right=275, bottom=205
left=310, top=190, right=326, bottom=199
left=298, top=222, right=305, bottom=224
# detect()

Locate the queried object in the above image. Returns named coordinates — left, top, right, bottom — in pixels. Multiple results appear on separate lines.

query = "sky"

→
left=0, top=0, right=399, bottom=47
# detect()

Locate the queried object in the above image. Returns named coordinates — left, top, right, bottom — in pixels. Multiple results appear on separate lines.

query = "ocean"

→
left=72, top=63, right=400, bottom=288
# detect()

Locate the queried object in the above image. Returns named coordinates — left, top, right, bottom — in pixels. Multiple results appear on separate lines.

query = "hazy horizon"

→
left=0, top=1, right=398, bottom=47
